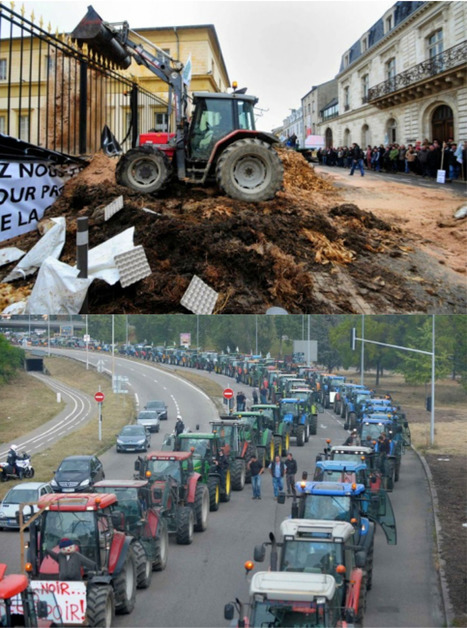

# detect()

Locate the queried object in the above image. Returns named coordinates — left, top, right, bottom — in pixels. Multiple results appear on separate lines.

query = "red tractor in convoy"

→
left=134, top=450, right=210, bottom=543
left=94, top=479, right=169, bottom=589
left=72, top=6, right=284, bottom=202
left=25, top=493, right=137, bottom=627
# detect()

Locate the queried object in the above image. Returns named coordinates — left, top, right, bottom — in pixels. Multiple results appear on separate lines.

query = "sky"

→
left=21, top=0, right=395, bottom=132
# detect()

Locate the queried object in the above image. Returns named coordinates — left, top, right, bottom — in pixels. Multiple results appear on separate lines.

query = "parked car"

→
left=144, top=400, right=168, bottom=420
left=50, top=455, right=105, bottom=493
left=136, top=410, right=160, bottom=433
left=116, top=424, right=151, bottom=452
left=0, top=482, right=53, bottom=529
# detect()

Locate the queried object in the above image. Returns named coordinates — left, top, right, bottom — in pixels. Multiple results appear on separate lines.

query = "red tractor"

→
left=134, top=450, right=210, bottom=544
left=25, top=493, right=137, bottom=626
left=72, top=6, right=284, bottom=202
left=0, top=562, right=61, bottom=627
left=94, top=479, right=168, bottom=589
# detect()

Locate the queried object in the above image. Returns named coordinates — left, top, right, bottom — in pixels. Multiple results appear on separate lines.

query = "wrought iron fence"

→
left=0, top=3, right=165, bottom=157
left=368, top=41, right=467, bottom=101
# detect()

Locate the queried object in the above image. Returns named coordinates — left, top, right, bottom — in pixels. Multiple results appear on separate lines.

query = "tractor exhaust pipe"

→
left=71, top=5, right=132, bottom=69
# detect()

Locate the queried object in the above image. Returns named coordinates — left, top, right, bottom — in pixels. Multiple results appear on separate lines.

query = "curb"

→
left=410, top=444, right=453, bottom=627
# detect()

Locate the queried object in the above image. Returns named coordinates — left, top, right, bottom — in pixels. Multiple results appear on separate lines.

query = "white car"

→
left=0, top=482, right=53, bottom=529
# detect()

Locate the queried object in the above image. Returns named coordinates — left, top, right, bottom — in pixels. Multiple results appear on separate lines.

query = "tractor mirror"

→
left=253, top=544, right=266, bottom=562
left=37, top=600, right=48, bottom=619
left=277, top=492, right=286, bottom=504
left=196, top=424, right=200, bottom=431
left=224, top=604, right=234, bottom=621
left=134, top=460, right=141, bottom=472
left=111, top=511, right=126, bottom=531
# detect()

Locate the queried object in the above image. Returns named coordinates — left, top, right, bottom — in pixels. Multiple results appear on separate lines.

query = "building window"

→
left=344, top=53, right=350, bottom=67
left=0, top=116, right=5, bottom=133
left=427, top=29, right=444, bottom=72
left=387, top=118, right=397, bottom=144
left=385, top=15, right=393, bottom=33
left=386, top=58, right=396, bottom=89
left=154, top=112, right=168, bottom=132
left=0, top=59, right=7, bottom=81
left=361, top=36, right=368, bottom=52
left=19, top=114, right=29, bottom=140
left=344, top=86, right=350, bottom=111
left=362, top=74, right=369, bottom=103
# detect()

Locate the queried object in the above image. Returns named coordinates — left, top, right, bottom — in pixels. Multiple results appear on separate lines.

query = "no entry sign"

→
left=94, top=391, right=105, bottom=403
left=223, top=388, right=234, bottom=399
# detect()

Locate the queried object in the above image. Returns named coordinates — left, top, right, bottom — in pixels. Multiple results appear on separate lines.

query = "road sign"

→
left=223, top=388, right=234, bottom=399
left=84, top=334, right=91, bottom=343
left=94, top=391, right=105, bottom=403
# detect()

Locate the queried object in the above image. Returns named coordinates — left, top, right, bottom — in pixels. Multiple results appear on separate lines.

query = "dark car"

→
left=116, top=424, right=151, bottom=452
left=136, top=410, right=160, bottom=433
left=50, top=455, right=105, bottom=493
left=144, top=400, right=168, bottom=420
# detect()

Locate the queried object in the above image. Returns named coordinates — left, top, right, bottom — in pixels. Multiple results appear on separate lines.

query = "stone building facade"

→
left=315, top=1, right=466, bottom=148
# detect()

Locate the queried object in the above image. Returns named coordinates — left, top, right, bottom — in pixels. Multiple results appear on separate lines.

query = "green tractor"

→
left=251, top=404, right=290, bottom=457
left=210, top=417, right=254, bottom=490
left=168, top=432, right=231, bottom=511
left=231, top=411, right=275, bottom=467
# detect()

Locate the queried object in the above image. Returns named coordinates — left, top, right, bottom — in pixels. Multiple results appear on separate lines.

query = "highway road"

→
left=0, top=349, right=444, bottom=627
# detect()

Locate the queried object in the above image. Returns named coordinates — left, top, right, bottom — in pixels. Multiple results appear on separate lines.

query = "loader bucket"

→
left=71, top=5, right=132, bottom=69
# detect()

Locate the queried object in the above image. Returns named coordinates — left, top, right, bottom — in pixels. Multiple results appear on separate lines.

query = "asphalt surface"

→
left=0, top=350, right=444, bottom=627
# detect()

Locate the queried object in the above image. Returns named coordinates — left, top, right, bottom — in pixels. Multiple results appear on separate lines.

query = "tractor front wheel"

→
left=176, top=506, right=194, bottom=545
left=86, top=585, right=114, bottom=627
left=152, top=519, right=169, bottom=571
left=220, top=469, right=232, bottom=503
left=231, top=459, right=246, bottom=491
left=116, top=146, right=172, bottom=194
left=194, top=483, right=210, bottom=531
left=113, top=545, right=136, bottom=614
left=216, top=139, right=283, bottom=202
left=133, top=541, right=152, bottom=590
left=208, top=478, right=220, bottom=511
left=296, top=426, right=305, bottom=447
left=310, top=415, right=318, bottom=436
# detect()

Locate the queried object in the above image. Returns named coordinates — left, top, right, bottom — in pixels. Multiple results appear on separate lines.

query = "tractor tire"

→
left=385, top=460, right=395, bottom=491
left=113, top=545, right=137, bottom=614
left=116, top=145, right=172, bottom=194
left=304, top=423, right=310, bottom=443
left=133, top=541, right=152, bottom=590
left=348, top=412, right=357, bottom=430
left=194, top=483, right=210, bottom=531
left=208, top=478, right=220, bottom=511
left=394, top=459, right=401, bottom=482
left=152, top=519, right=169, bottom=571
left=334, top=400, right=341, bottom=414
left=273, top=436, right=282, bottom=458
left=86, top=585, right=114, bottom=627
left=220, top=469, right=232, bottom=503
left=309, top=415, right=318, bottom=436
left=282, top=432, right=290, bottom=453
left=215, top=138, right=283, bottom=202
left=176, top=506, right=194, bottom=545
left=268, top=438, right=275, bottom=465
left=296, top=425, right=305, bottom=447
left=231, top=459, right=246, bottom=491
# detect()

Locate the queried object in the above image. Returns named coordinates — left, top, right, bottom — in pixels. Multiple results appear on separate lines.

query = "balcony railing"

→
left=368, top=41, right=467, bottom=101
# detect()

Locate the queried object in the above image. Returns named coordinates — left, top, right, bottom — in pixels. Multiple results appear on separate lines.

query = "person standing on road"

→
left=260, top=385, right=268, bottom=404
left=284, top=452, right=297, bottom=496
left=236, top=391, right=246, bottom=412
left=248, top=454, right=264, bottom=499
left=252, top=388, right=259, bottom=406
left=269, top=455, right=285, bottom=499
left=175, top=415, right=185, bottom=436
left=349, top=143, right=365, bottom=177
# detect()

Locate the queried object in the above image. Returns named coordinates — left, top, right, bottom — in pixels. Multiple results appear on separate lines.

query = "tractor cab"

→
left=188, top=92, right=257, bottom=161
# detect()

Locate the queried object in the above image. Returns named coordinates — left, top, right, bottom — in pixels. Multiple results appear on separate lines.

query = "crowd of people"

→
left=316, top=138, right=466, bottom=181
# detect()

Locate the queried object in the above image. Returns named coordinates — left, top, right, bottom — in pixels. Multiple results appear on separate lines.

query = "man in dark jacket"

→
left=349, top=143, right=365, bottom=176
left=247, top=454, right=264, bottom=500
left=284, top=452, right=298, bottom=495
left=175, top=415, right=185, bottom=435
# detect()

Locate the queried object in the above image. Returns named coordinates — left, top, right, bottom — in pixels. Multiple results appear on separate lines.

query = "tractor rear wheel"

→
left=216, top=139, right=283, bottom=202
left=113, top=545, right=136, bottom=614
left=116, top=146, right=172, bottom=194
left=133, top=541, right=152, bottom=589
left=348, top=412, right=357, bottom=430
left=273, top=436, right=282, bottom=458
left=220, top=469, right=232, bottom=503
left=153, top=519, right=169, bottom=570
left=194, top=483, right=209, bottom=531
left=208, top=478, right=220, bottom=511
left=296, top=426, right=305, bottom=447
left=304, top=424, right=310, bottom=443
left=282, top=432, right=290, bottom=453
left=231, top=459, right=246, bottom=491
left=86, top=585, right=114, bottom=627
left=176, top=506, right=194, bottom=545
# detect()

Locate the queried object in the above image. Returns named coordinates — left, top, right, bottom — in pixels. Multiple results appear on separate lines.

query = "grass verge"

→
left=0, top=355, right=135, bottom=500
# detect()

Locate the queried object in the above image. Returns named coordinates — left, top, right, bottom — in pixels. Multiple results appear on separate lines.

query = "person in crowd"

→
left=349, top=143, right=365, bottom=176
left=405, top=145, right=417, bottom=173
left=236, top=391, right=246, bottom=412
left=366, top=145, right=373, bottom=170
left=252, top=387, right=259, bottom=405
left=284, top=452, right=298, bottom=496
left=389, top=144, right=400, bottom=172
left=247, top=454, right=264, bottom=500
left=175, top=415, right=185, bottom=436
left=398, top=144, right=407, bottom=172
left=269, top=455, right=285, bottom=499
left=344, top=429, right=361, bottom=446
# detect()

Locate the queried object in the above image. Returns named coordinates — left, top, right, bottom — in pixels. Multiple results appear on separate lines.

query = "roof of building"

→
left=338, top=1, right=426, bottom=73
